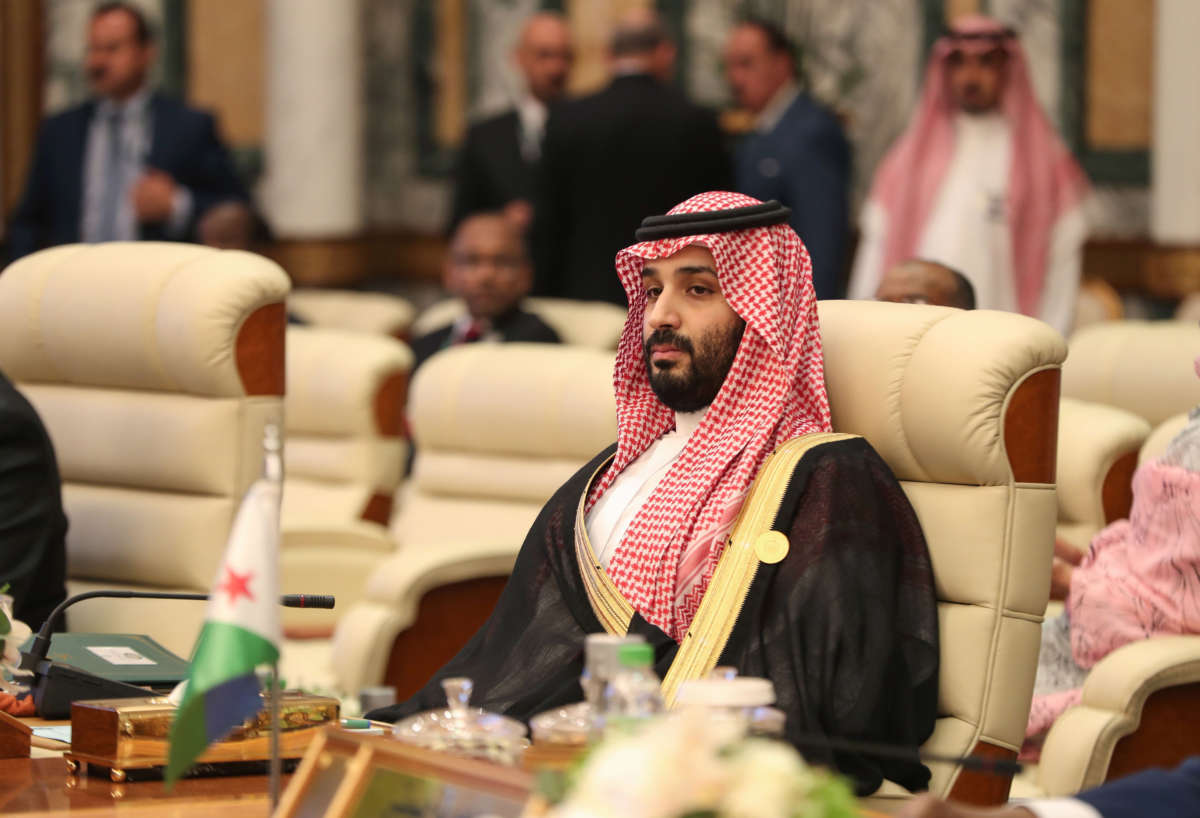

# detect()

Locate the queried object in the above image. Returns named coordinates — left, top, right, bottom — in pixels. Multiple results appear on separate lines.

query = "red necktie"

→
left=458, top=320, right=484, bottom=344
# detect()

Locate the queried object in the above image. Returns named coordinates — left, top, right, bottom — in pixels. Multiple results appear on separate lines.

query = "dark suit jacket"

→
left=450, top=110, right=532, bottom=231
left=532, top=74, right=732, bottom=305
left=1077, top=757, right=1200, bottom=817
left=7, top=92, right=247, bottom=261
left=409, top=305, right=561, bottom=371
left=0, top=371, right=67, bottom=632
left=734, top=93, right=850, bottom=300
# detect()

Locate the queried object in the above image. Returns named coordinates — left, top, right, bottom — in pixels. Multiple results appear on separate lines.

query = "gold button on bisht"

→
left=754, top=531, right=788, bottom=564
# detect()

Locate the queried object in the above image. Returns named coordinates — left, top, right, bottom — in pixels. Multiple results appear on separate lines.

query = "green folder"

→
left=20, top=633, right=190, bottom=687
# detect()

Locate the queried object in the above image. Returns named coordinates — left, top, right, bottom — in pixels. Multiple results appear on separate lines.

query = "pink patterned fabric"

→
left=864, top=14, right=1089, bottom=316
left=587, top=190, right=832, bottom=641
left=1026, top=460, right=1200, bottom=737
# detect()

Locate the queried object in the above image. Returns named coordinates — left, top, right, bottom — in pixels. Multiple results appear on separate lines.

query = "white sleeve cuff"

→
left=1020, top=797, right=1104, bottom=818
left=166, top=187, right=194, bottom=238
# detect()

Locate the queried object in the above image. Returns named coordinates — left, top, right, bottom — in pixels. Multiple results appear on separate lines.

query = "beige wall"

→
left=186, top=0, right=264, bottom=147
left=1087, top=0, right=1154, bottom=150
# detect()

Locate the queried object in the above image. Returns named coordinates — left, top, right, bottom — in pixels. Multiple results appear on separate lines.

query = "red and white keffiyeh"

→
left=587, top=191, right=832, bottom=641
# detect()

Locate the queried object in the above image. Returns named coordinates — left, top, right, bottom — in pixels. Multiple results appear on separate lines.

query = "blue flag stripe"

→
left=203, top=673, right=263, bottom=744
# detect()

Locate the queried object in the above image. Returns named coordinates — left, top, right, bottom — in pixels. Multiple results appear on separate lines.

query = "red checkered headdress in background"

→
left=588, top=191, right=832, bottom=641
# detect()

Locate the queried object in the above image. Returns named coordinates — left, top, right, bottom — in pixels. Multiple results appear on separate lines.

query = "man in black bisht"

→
left=530, top=9, right=732, bottom=305
left=0, top=371, right=67, bottom=632
left=372, top=192, right=938, bottom=797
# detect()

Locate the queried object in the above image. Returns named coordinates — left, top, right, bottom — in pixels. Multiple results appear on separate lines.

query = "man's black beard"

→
left=643, top=321, right=745, bottom=413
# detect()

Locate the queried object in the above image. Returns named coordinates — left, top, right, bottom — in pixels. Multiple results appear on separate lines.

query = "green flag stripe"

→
left=183, top=621, right=278, bottom=699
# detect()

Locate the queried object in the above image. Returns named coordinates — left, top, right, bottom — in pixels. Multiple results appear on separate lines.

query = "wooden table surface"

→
left=0, top=756, right=280, bottom=816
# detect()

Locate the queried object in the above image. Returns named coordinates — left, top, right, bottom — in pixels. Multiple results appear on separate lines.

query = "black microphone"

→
left=20, top=589, right=336, bottom=718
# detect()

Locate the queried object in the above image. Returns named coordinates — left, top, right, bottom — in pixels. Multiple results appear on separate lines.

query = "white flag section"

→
left=204, top=477, right=282, bottom=644
left=166, top=470, right=282, bottom=787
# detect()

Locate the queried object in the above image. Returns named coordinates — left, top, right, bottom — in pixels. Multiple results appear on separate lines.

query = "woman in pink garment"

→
left=1025, top=356, right=1200, bottom=755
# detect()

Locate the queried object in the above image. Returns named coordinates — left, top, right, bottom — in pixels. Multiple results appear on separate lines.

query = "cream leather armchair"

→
left=1034, top=635, right=1200, bottom=797
left=332, top=343, right=616, bottom=697
left=819, top=301, right=1065, bottom=808
left=280, top=325, right=412, bottom=635
left=282, top=325, right=411, bottom=529
left=0, top=243, right=289, bottom=657
left=1063, top=320, right=1200, bottom=427
left=1054, top=399, right=1150, bottom=552
left=288, top=289, right=416, bottom=340
left=412, top=297, right=627, bottom=349
left=1012, top=329, right=1200, bottom=798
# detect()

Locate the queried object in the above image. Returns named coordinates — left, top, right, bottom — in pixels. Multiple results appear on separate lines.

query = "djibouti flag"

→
left=165, top=471, right=282, bottom=787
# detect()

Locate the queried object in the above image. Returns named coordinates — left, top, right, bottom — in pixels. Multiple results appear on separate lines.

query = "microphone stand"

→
left=20, top=590, right=334, bottom=719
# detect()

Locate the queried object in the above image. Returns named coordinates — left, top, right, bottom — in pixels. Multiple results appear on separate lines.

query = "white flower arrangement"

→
left=545, top=709, right=856, bottom=818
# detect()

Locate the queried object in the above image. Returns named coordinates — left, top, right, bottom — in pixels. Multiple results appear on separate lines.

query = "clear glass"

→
left=390, top=677, right=529, bottom=765
left=530, top=701, right=591, bottom=746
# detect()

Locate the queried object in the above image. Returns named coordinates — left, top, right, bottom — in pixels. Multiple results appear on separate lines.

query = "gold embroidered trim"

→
left=573, top=433, right=859, bottom=706
left=660, top=432, right=858, bottom=705
left=575, top=454, right=635, bottom=635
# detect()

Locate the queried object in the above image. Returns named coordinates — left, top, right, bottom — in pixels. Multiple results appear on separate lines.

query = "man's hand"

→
left=896, top=794, right=1036, bottom=818
left=1050, top=538, right=1085, bottom=601
left=131, top=169, right=178, bottom=223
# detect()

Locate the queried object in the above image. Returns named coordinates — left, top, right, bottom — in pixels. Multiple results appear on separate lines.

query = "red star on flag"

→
left=217, top=566, right=255, bottom=605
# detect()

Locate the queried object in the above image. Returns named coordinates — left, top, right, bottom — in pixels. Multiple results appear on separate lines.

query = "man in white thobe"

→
left=848, top=15, right=1089, bottom=335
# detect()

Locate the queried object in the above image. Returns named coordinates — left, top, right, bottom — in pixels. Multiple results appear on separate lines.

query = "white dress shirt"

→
left=755, top=80, right=801, bottom=135
left=585, top=407, right=708, bottom=568
left=515, top=95, right=548, bottom=163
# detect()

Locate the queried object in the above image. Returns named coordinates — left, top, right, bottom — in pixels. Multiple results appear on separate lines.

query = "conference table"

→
left=0, top=755, right=277, bottom=816
left=0, top=720, right=891, bottom=818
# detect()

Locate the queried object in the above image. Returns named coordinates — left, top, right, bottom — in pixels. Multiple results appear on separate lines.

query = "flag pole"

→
left=265, top=422, right=283, bottom=809
left=269, top=662, right=282, bottom=808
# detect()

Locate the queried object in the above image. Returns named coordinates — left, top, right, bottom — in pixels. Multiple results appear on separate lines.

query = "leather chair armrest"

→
left=1140, top=412, right=1189, bottom=464
left=1056, top=399, right=1150, bottom=536
left=281, top=521, right=396, bottom=554
left=1038, top=635, right=1200, bottom=796
left=330, top=541, right=521, bottom=697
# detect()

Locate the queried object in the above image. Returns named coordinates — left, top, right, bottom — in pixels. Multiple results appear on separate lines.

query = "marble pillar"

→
left=261, top=0, right=363, bottom=238
left=1151, top=0, right=1200, bottom=244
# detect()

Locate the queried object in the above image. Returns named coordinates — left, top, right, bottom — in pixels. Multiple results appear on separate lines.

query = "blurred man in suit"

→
left=725, top=18, right=850, bottom=299
left=0, top=370, right=67, bottom=633
left=898, top=756, right=1200, bottom=818
left=532, top=9, right=731, bottom=305
left=7, top=1, right=247, bottom=261
left=411, top=212, right=560, bottom=371
left=875, top=259, right=976, bottom=310
left=449, top=12, right=574, bottom=234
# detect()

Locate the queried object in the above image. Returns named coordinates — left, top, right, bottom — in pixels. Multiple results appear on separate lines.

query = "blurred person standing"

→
left=411, top=212, right=560, bottom=371
left=449, top=12, right=575, bottom=233
left=847, top=15, right=1089, bottom=335
left=724, top=19, right=850, bottom=300
left=531, top=9, right=731, bottom=305
left=7, top=2, right=247, bottom=262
